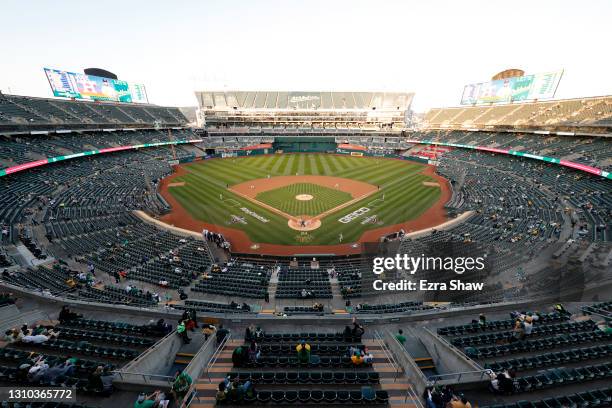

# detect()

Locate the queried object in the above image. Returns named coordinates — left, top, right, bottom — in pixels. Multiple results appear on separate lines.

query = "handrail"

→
left=422, top=326, right=483, bottom=371
left=180, top=333, right=232, bottom=408
left=383, top=329, right=426, bottom=408
left=182, top=333, right=232, bottom=408
left=373, top=329, right=400, bottom=382
left=118, top=328, right=177, bottom=373
left=180, top=335, right=221, bottom=408
left=206, top=332, right=231, bottom=382
left=426, top=368, right=493, bottom=385
left=111, top=370, right=174, bottom=384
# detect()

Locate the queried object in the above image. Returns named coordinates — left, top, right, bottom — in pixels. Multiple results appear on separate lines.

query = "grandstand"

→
left=196, top=91, right=413, bottom=131
left=0, top=92, right=187, bottom=132
left=423, top=95, right=612, bottom=132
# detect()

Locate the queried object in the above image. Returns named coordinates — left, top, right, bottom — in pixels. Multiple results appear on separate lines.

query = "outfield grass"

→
left=167, top=154, right=442, bottom=245
left=255, top=183, right=353, bottom=216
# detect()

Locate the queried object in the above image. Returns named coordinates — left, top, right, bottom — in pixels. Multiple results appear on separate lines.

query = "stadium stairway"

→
left=330, top=278, right=350, bottom=314
left=189, top=338, right=420, bottom=407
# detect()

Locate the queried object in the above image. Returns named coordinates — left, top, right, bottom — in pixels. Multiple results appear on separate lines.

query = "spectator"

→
left=245, top=324, right=255, bottom=342
left=171, top=370, right=193, bottom=403
left=134, top=391, right=156, bottom=408
left=343, top=325, right=353, bottom=341
left=247, top=340, right=260, bottom=362
left=351, top=318, right=364, bottom=338
left=395, top=329, right=407, bottom=345
left=553, top=303, right=571, bottom=317
left=423, top=386, right=442, bottom=408
left=22, top=329, right=59, bottom=344
left=216, top=382, right=228, bottom=403
left=177, top=321, right=191, bottom=344
left=87, top=366, right=105, bottom=393
left=216, top=325, right=229, bottom=345
left=254, top=326, right=263, bottom=341
left=448, top=394, right=472, bottom=408
left=478, top=314, right=487, bottom=326
left=296, top=340, right=311, bottom=363
left=232, top=345, right=248, bottom=367
left=523, top=316, right=534, bottom=336
left=496, top=370, right=516, bottom=394
left=58, top=306, right=79, bottom=323
left=510, top=320, right=524, bottom=342
left=226, top=377, right=254, bottom=402
left=203, top=324, right=215, bottom=340
left=351, top=351, right=364, bottom=366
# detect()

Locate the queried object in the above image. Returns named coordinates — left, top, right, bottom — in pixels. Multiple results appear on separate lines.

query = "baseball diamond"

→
left=159, top=153, right=447, bottom=248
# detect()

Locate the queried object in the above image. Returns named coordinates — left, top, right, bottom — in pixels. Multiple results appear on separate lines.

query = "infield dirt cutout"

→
left=229, top=175, right=379, bottom=231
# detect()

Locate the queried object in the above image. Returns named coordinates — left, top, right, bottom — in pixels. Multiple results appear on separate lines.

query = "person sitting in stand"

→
left=215, top=382, right=228, bottom=403
left=509, top=320, right=524, bottom=342
left=254, top=326, right=264, bottom=341
left=351, top=318, right=365, bottom=338
left=232, top=345, right=248, bottom=367
left=296, top=340, right=311, bottom=363
left=523, top=316, right=534, bottom=337
left=247, top=340, right=260, bottom=362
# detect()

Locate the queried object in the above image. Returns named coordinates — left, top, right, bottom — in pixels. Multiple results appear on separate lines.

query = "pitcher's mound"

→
left=295, top=194, right=314, bottom=201
left=288, top=216, right=321, bottom=231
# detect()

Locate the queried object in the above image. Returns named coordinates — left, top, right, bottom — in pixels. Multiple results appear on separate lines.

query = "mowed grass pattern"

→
left=168, top=154, right=442, bottom=245
left=255, top=183, right=353, bottom=216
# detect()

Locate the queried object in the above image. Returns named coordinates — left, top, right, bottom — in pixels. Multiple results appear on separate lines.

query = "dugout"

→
left=273, top=136, right=336, bottom=152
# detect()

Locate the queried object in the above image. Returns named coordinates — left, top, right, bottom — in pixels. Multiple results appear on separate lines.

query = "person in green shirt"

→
left=177, top=321, right=191, bottom=344
left=171, top=370, right=193, bottom=402
left=395, top=329, right=407, bottom=345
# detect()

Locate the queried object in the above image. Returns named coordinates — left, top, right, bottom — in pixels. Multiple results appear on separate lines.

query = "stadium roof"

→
left=195, top=91, right=414, bottom=110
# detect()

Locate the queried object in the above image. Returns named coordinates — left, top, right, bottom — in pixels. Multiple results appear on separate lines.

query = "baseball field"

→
left=159, top=154, right=448, bottom=248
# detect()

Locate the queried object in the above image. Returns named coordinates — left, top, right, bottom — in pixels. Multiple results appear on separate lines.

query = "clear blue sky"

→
left=1, top=0, right=610, bottom=111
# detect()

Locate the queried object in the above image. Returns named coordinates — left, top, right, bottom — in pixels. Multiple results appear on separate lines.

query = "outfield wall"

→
left=1, top=137, right=610, bottom=179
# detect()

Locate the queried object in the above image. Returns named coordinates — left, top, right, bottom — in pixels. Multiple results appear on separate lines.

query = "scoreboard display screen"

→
left=460, top=70, right=563, bottom=105
left=44, top=68, right=149, bottom=103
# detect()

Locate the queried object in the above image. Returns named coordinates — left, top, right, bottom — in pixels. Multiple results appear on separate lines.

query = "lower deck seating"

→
left=0, top=315, right=165, bottom=401
left=214, top=330, right=385, bottom=405
left=436, top=306, right=612, bottom=407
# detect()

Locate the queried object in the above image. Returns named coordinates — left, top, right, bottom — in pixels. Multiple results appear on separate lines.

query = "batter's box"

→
left=224, top=198, right=241, bottom=208
left=368, top=198, right=385, bottom=207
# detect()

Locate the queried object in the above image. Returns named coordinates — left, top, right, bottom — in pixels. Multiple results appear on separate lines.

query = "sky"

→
left=1, top=0, right=611, bottom=112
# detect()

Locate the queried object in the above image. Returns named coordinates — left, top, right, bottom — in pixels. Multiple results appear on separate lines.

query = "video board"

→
left=44, top=68, right=149, bottom=103
left=460, top=70, right=563, bottom=105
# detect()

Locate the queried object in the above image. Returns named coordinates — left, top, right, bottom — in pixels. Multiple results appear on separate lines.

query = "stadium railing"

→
left=182, top=332, right=232, bottom=408
left=384, top=327, right=429, bottom=401
left=425, top=369, right=493, bottom=387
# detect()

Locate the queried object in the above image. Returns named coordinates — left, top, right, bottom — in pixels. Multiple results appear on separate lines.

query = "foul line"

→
left=224, top=198, right=241, bottom=208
